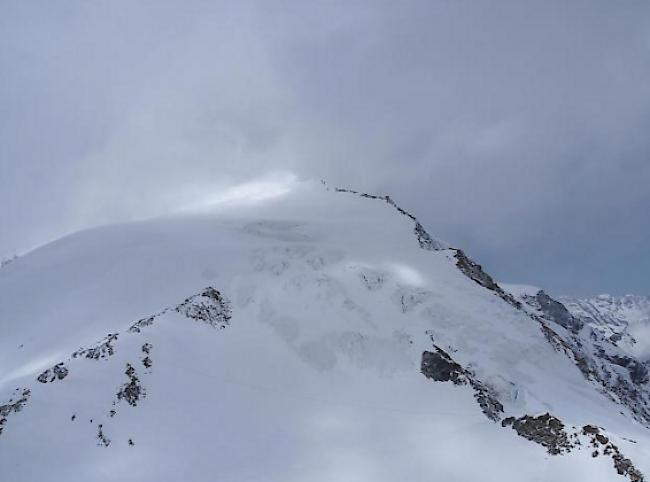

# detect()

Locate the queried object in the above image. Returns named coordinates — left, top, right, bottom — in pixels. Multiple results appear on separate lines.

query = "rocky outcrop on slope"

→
left=502, top=413, right=573, bottom=455
left=499, top=416, right=645, bottom=480
left=582, top=425, right=644, bottom=482
left=421, top=346, right=504, bottom=422
left=73, top=333, right=119, bottom=360
left=420, top=345, right=644, bottom=480
left=0, top=389, right=30, bottom=437
left=128, top=316, right=155, bottom=334
left=175, top=287, right=232, bottom=328
left=37, top=363, right=69, bottom=383
left=524, top=290, right=583, bottom=333
left=117, top=364, right=145, bottom=407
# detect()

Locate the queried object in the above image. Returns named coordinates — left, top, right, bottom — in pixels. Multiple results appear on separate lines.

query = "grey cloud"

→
left=1, top=0, right=649, bottom=295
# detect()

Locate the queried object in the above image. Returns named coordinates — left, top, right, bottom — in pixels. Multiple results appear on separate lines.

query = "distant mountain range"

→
left=560, top=294, right=650, bottom=359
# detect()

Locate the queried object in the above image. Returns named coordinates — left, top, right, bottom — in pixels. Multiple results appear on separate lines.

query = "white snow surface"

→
left=1, top=181, right=649, bottom=481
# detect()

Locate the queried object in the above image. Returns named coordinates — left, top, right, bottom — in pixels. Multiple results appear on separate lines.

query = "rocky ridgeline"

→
left=326, top=183, right=447, bottom=251
left=330, top=184, right=650, bottom=441
left=0, top=287, right=232, bottom=446
left=330, top=184, right=649, bottom=478
left=453, top=249, right=522, bottom=308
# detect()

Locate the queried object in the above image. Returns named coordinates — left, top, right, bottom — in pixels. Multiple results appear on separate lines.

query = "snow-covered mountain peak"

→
left=1, top=182, right=649, bottom=481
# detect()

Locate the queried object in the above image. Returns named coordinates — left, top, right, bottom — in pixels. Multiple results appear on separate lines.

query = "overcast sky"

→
left=1, top=0, right=649, bottom=296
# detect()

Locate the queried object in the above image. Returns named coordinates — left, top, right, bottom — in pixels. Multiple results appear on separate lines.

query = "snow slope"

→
left=1, top=180, right=649, bottom=481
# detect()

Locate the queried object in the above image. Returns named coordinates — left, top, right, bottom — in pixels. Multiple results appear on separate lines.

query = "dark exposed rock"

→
left=413, top=221, right=441, bottom=251
left=453, top=250, right=521, bottom=309
left=470, top=379, right=504, bottom=422
left=128, top=317, right=155, bottom=334
left=421, top=348, right=503, bottom=421
left=455, top=249, right=500, bottom=292
left=606, top=356, right=649, bottom=385
left=581, top=425, right=644, bottom=482
left=175, top=287, right=232, bottom=328
left=96, top=424, right=110, bottom=447
left=533, top=291, right=583, bottom=333
left=539, top=323, right=571, bottom=354
left=37, top=363, right=69, bottom=383
left=582, top=424, right=599, bottom=435
left=614, top=454, right=645, bottom=482
left=73, top=333, right=119, bottom=360
left=0, top=389, right=31, bottom=437
left=502, top=413, right=573, bottom=455
left=0, top=389, right=31, bottom=418
left=628, top=362, right=649, bottom=385
left=117, top=364, right=145, bottom=407
left=421, top=350, right=465, bottom=384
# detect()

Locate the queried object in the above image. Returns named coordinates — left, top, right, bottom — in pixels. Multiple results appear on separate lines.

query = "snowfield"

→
left=1, top=180, right=649, bottom=481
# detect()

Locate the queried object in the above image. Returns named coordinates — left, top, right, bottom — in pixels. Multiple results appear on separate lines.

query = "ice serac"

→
left=0, top=180, right=649, bottom=482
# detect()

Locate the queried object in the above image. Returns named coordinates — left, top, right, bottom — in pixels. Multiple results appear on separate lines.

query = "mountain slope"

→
left=1, top=180, right=649, bottom=481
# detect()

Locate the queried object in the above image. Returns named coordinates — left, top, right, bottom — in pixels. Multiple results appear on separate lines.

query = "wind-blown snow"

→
left=0, top=181, right=648, bottom=481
